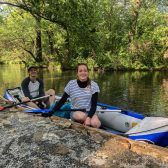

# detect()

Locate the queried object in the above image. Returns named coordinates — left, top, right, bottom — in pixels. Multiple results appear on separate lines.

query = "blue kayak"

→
left=96, top=102, right=168, bottom=147
left=21, top=101, right=168, bottom=147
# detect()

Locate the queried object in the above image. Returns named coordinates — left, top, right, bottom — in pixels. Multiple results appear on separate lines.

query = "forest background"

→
left=0, top=0, right=168, bottom=71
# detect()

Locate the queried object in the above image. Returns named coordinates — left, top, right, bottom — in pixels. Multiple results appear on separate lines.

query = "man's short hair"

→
left=27, top=65, right=37, bottom=72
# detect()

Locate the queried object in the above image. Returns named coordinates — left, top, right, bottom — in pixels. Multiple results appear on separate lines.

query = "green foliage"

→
left=71, top=56, right=97, bottom=70
left=127, top=5, right=168, bottom=69
left=0, top=0, right=167, bottom=70
left=0, top=8, right=37, bottom=64
left=0, top=14, right=3, bottom=23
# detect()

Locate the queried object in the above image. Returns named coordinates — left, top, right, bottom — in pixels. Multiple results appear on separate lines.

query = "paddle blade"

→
left=0, top=106, right=5, bottom=111
left=24, top=109, right=51, bottom=113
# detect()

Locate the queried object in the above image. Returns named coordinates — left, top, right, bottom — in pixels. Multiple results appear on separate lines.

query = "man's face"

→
left=28, top=68, right=38, bottom=78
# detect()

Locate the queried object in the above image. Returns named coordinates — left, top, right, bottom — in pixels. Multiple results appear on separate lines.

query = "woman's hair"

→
left=76, top=63, right=89, bottom=72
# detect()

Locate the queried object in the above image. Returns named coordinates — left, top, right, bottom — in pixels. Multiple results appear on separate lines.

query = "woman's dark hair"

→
left=76, top=63, right=89, bottom=72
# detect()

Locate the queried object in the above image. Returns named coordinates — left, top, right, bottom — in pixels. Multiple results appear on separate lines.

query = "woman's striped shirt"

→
left=64, top=79, right=100, bottom=111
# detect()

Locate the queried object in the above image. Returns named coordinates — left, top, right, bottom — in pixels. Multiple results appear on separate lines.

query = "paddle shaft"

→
left=25, top=108, right=86, bottom=113
left=51, top=109, right=121, bottom=112
left=25, top=108, right=122, bottom=113
left=0, top=95, right=51, bottom=111
left=97, top=109, right=121, bottom=112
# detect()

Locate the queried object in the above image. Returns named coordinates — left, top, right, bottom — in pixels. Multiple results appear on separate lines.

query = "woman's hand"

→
left=84, top=117, right=91, bottom=126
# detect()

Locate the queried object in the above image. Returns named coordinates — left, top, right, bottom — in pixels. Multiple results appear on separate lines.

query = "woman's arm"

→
left=52, top=92, right=69, bottom=111
left=42, top=92, right=69, bottom=117
left=87, top=92, right=98, bottom=118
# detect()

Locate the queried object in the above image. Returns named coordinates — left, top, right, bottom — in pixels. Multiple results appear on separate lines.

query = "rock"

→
left=0, top=111, right=168, bottom=168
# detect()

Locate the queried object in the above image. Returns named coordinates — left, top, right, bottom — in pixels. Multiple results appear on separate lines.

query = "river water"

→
left=0, top=64, right=168, bottom=117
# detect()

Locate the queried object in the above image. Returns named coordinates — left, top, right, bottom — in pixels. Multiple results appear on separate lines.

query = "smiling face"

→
left=28, top=68, right=38, bottom=79
left=77, top=64, right=89, bottom=82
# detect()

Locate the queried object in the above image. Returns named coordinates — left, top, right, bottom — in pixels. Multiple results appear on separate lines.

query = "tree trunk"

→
left=35, top=17, right=43, bottom=63
left=128, top=0, right=142, bottom=43
left=46, top=30, right=54, bottom=55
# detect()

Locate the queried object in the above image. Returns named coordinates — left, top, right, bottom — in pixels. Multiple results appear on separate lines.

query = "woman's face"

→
left=77, top=65, right=89, bottom=81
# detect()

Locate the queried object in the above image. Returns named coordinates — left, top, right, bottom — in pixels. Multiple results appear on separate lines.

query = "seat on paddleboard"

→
left=4, top=87, right=25, bottom=103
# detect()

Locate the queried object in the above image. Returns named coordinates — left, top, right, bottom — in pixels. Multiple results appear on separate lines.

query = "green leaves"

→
left=0, top=0, right=167, bottom=70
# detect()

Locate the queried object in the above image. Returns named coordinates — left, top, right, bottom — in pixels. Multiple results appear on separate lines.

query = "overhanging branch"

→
left=0, top=1, right=67, bottom=30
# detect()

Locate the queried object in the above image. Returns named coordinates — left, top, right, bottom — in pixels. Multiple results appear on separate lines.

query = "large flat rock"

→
left=0, top=110, right=168, bottom=168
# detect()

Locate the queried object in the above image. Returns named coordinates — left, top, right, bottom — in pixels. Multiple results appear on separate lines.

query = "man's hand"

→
left=22, top=97, right=30, bottom=101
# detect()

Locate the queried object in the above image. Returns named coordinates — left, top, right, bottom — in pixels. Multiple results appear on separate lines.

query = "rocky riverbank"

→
left=0, top=109, right=168, bottom=168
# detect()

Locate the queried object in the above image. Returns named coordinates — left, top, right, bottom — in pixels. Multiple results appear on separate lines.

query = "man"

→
left=21, top=65, right=56, bottom=109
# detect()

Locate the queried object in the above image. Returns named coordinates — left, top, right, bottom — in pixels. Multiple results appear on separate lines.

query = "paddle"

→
left=24, top=108, right=86, bottom=113
left=24, top=108, right=121, bottom=113
left=0, top=95, right=51, bottom=111
left=97, top=109, right=121, bottom=112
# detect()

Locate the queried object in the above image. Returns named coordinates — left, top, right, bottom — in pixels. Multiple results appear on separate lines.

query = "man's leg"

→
left=45, top=89, right=56, bottom=107
left=22, top=97, right=40, bottom=109
left=26, top=102, right=40, bottom=109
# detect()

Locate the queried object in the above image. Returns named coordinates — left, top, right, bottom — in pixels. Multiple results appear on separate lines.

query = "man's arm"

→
left=21, top=77, right=32, bottom=99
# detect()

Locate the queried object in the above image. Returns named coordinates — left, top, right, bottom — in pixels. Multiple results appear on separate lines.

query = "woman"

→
left=51, top=63, right=101, bottom=128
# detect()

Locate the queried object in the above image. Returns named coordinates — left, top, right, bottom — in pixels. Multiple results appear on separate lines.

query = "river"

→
left=0, top=64, right=168, bottom=117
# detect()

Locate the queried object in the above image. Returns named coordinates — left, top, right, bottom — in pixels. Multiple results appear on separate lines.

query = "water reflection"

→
left=97, top=71, right=168, bottom=117
left=0, top=64, right=168, bottom=117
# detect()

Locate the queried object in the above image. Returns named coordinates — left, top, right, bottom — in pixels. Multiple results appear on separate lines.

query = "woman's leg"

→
left=71, top=111, right=87, bottom=124
left=90, top=114, right=101, bottom=128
